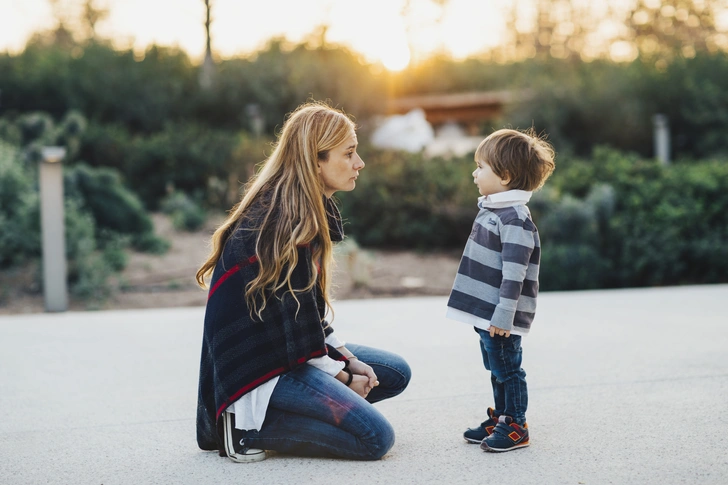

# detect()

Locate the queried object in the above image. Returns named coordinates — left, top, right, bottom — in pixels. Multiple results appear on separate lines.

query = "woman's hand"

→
left=348, top=374, right=375, bottom=398
left=348, top=359, right=379, bottom=389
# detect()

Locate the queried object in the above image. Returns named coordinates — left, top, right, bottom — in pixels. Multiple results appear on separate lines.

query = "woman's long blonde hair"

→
left=196, top=102, right=355, bottom=318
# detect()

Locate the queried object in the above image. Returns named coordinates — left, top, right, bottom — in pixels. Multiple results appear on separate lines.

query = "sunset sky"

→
left=3, top=1, right=728, bottom=69
left=0, top=0, right=508, bottom=70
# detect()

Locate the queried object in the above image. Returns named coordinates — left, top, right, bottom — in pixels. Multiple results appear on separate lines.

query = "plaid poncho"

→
left=196, top=196, right=346, bottom=452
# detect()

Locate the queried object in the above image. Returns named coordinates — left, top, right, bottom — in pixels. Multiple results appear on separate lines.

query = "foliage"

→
left=80, top=121, right=242, bottom=209
left=0, top=39, right=386, bottom=135
left=0, top=141, right=40, bottom=267
left=0, top=113, right=168, bottom=302
left=539, top=147, right=728, bottom=289
left=0, top=42, right=197, bottom=132
left=199, top=39, right=388, bottom=132
left=161, top=191, right=206, bottom=232
left=496, top=53, right=728, bottom=158
left=3, top=31, right=728, bottom=293
left=337, top=146, right=478, bottom=249
left=495, top=0, right=726, bottom=62
left=339, top=145, right=728, bottom=290
left=64, top=163, right=152, bottom=235
left=0, top=143, right=113, bottom=299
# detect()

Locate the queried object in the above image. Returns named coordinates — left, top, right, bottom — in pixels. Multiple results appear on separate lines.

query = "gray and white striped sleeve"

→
left=489, top=218, right=536, bottom=331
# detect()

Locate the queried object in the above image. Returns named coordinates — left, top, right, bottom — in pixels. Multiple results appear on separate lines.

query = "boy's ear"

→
left=500, top=171, right=511, bottom=186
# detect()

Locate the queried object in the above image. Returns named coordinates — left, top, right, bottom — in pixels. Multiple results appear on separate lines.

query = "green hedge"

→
left=337, top=147, right=478, bottom=249
left=5, top=41, right=728, bottom=161
left=0, top=115, right=169, bottom=301
left=339, top=146, right=728, bottom=291
left=80, top=121, right=245, bottom=209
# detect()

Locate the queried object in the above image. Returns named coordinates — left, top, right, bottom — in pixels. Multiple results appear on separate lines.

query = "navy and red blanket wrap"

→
left=196, top=196, right=346, bottom=452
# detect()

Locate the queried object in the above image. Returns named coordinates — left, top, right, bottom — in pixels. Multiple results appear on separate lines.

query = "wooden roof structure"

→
left=387, top=90, right=520, bottom=132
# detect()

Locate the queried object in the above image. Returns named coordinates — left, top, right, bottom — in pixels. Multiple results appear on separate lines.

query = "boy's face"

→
left=473, top=159, right=510, bottom=196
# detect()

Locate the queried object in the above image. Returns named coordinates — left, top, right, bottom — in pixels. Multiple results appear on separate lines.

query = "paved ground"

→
left=1, top=285, right=727, bottom=485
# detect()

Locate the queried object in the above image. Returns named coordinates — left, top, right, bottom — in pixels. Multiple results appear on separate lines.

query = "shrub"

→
left=81, top=122, right=240, bottom=209
left=543, top=148, right=728, bottom=289
left=338, top=144, right=728, bottom=291
left=99, top=231, right=130, bottom=272
left=64, top=163, right=153, bottom=236
left=131, top=232, right=170, bottom=254
left=0, top=115, right=169, bottom=302
left=0, top=141, right=40, bottom=267
left=337, top=147, right=478, bottom=249
left=161, top=191, right=206, bottom=232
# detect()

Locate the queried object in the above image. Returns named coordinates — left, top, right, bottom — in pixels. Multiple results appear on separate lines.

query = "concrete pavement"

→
left=1, top=285, right=727, bottom=484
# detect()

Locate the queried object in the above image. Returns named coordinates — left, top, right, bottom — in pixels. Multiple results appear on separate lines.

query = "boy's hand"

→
left=489, top=326, right=511, bottom=338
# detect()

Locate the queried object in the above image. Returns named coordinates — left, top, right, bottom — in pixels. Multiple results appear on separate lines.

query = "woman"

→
left=195, top=102, right=411, bottom=462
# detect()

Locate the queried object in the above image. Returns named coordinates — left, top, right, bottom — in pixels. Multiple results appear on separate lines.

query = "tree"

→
left=81, top=0, right=109, bottom=40
left=623, top=0, right=728, bottom=65
left=200, top=0, right=216, bottom=91
left=496, top=0, right=728, bottom=63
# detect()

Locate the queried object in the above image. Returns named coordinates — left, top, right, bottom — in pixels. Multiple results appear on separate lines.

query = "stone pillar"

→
left=39, top=147, right=68, bottom=312
left=652, top=114, right=670, bottom=165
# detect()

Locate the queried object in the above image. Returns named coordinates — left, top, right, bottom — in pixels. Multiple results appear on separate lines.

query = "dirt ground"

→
left=0, top=214, right=462, bottom=315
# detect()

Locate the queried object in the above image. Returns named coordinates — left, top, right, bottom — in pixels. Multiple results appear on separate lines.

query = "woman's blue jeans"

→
left=242, top=343, right=411, bottom=460
left=476, top=328, right=528, bottom=425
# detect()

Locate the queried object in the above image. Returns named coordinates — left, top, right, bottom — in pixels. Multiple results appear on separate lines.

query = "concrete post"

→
left=39, top=147, right=68, bottom=312
left=652, top=114, right=670, bottom=165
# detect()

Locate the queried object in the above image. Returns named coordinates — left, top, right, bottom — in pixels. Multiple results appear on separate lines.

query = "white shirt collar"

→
left=478, top=190, right=532, bottom=209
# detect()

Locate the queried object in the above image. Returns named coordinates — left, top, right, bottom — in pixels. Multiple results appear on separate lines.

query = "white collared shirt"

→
left=478, top=189, right=532, bottom=209
left=229, top=332, right=346, bottom=430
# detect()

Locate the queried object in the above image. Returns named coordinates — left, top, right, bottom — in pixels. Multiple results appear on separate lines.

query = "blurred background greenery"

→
left=1, top=0, right=728, bottom=305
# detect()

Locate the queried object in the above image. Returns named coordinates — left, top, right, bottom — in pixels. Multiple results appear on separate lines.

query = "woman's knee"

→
left=388, top=354, right=412, bottom=393
left=361, top=416, right=395, bottom=460
left=384, top=352, right=412, bottom=392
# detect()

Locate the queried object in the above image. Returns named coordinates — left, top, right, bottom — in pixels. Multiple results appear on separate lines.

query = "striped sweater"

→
left=447, top=190, right=540, bottom=335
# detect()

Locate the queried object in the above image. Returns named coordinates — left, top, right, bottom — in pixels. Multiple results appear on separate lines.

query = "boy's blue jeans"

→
left=476, top=328, right=528, bottom=425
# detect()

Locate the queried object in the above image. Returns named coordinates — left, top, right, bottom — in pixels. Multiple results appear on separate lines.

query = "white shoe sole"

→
left=223, top=412, right=267, bottom=463
left=481, top=441, right=530, bottom=452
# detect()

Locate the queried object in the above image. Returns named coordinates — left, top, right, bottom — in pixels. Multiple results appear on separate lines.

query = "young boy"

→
left=447, top=128, right=555, bottom=453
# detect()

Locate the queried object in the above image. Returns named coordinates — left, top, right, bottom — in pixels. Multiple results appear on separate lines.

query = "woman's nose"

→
left=355, top=155, right=365, bottom=169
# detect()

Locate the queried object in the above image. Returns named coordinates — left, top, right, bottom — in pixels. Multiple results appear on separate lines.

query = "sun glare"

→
left=0, top=0, right=504, bottom=65
left=381, top=44, right=411, bottom=71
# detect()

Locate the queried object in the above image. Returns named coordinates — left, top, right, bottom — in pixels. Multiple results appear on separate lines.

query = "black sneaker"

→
left=463, top=407, right=499, bottom=443
left=222, top=411, right=267, bottom=463
left=480, top=415, right=530, bottom=452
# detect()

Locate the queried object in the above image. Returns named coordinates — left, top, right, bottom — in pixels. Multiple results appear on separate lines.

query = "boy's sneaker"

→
left=222, top=411, right=267, bottom=463
left=463, top=407, right=499, bottom=443
left=480, top=415, right=529, bottom=452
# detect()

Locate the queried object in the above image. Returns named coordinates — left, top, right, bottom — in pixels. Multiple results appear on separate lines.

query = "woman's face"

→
left=318, top=132, right=365, bottom=197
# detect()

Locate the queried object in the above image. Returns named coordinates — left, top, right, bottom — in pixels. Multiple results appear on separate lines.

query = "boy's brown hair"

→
left=475, top=128, right=555, bottom=191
